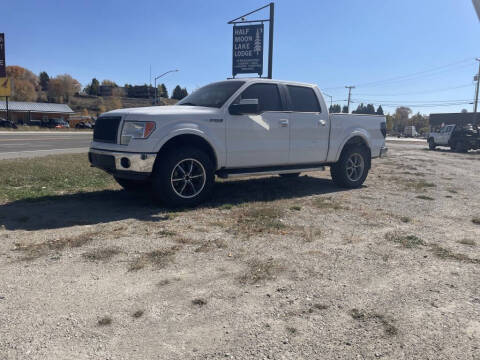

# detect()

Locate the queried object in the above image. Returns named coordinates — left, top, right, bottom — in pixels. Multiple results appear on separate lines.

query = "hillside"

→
left=68, top=95, right=178, bottom=115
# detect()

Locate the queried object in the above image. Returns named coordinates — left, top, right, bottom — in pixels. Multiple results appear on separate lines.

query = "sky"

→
left=3, top=0, right=480, bottom=114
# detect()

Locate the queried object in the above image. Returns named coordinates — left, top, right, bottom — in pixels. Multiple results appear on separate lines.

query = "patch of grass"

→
left=97, top=316, right=112, bottom=326
left=286, top=327, right=298, bottom=335
left=0, top=154, right=115, bottom=203
left=400, top=216, right=411, bottom=223
left=128, top=246, right=178, bottom=272
left=194, top=238, right=227, bottom=253
left=416, top=195, right=434, bottom=201
left=447, top=189, right=458, bottom=194
left=192, top=298, right=207, bottom=306
left=385, top=232, right=425, bottom=248
left=349, top=309, right=397, bottom=336
left=14, top=231, right=100, bottom=260
left=429, top=244, right=480, bottom=264
left=156, top=229, right=177, bottom=237
left=310, top=303, right=329, bottom=312
left=236, top=205, right=286, bottom=234
left=290, top=206, right=302, bottom=211
left=303, top=226, right=322, bottom=243
left=393, top=178, right=436, bottom=192
left=472, top=217, right=480, bottom=225
left=238, top=258, right=285, bottom=285
left=458, top=238, right=476, bottom=246
left=132, top=310, right=144, bottom=318
left=219, top=204, right=233, bottom=210
left=311, top=197, right=343, bottom=210
left=158, top=279, right=171, bottom=286
left=82, top=247, right=121, bottom=262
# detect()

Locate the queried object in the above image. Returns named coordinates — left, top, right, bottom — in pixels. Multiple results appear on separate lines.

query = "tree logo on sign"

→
left=253, top=29, right=262, bottom=55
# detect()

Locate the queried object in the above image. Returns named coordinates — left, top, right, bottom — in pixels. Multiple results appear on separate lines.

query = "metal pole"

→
left=5, top=96, right=8, bottom=121
left=346, top=86, right=355, bottom=113
left=474, top=58, right=480, bottom=113
left=268, top=2, right=274, bottom=79
left=154, top=77, right=157, bottom=105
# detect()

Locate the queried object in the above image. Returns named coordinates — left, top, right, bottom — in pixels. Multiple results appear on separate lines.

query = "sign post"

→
left=0, top=33, right=10, bottom=121
left=228, top=3, right=274, bottom=79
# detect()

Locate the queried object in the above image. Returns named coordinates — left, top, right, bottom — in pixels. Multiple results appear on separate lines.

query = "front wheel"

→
left=151, top=147, right=215, bottom=207
left=330, top=146, right=370, bottom=188
left=428, top=138, right=436, bottom=150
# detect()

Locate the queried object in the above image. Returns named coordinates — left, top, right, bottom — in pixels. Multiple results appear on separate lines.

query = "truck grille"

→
left=93, top=116, right=121, bottom=143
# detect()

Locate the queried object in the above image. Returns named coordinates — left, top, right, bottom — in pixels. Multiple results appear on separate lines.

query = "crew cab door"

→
left=439, top=125, right=454, bottom=145
left=226, top=83, right=290, bottom=168
left=285, top=85, right=329, bottom=164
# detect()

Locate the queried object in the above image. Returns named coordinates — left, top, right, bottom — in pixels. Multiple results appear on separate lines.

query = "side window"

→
left=239, top=83, right=283, bottom=113
left=287, top=85, right=321, bottom=113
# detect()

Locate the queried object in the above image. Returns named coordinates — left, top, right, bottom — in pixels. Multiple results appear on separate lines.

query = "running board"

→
left=216, top=164, right=326, bottom=179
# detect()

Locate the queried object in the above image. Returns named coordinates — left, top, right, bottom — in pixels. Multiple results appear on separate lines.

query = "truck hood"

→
left=105, top=105, right=223, bottom=119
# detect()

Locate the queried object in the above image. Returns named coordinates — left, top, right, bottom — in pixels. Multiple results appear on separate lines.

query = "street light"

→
left=154, top=69, right=179, bottom=105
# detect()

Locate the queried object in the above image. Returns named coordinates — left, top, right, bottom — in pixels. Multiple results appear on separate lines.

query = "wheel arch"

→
left=155, top=133, right=219, bottom=171
left=335, top=134, right=372, bottom=168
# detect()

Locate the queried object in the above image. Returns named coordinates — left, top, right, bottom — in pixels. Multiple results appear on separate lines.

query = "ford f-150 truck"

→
left=89, top=79, right=387, bottom=207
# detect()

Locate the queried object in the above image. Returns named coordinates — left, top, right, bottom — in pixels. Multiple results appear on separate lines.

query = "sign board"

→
left=0, top=78, right=11, bottom=97
left=474, top=0, right=480, bottom=20
left=232, top=24, right=264, bottom=76
left=0, top=33, right=5, bottom=77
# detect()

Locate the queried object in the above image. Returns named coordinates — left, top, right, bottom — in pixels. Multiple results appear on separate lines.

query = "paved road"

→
left=0, top=132, right=92, bottom=159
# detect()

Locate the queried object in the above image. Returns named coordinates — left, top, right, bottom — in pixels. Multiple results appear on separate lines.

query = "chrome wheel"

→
left=346, top=153, right=364, bottom=182
left=170, top=158, right=206, bottom=199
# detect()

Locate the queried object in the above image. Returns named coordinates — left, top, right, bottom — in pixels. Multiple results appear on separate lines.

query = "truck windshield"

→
left=177, top=81, right=245, bottom=108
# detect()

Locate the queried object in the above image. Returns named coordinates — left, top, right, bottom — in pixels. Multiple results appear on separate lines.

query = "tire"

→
left=330, top=145, right=370, bottom=188
left=114, top=177, right=149, bottom=192
left=151, top=147, right=214, bottom=207
left=452, top=141, right=468, bottom=153
left=428, top=138, right=436, bottom=150
left=279, top=172, right=300, bottom=178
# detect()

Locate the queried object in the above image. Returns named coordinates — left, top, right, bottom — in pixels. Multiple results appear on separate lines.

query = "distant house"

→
left=0, top=101, right=74, bottom=124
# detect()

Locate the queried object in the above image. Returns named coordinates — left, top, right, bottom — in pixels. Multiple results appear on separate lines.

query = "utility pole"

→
left=345, top=86, right=355, bottom=113
left=154, top=69, right=179, bottom=105
left=474, top=58, right=480, bottom=113
left=323, top=92, right=333, bottom=109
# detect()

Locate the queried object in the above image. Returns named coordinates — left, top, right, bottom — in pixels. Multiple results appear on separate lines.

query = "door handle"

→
left=318, top=119, right=326, bottom=126
left=279, top=119, right=289, bottom=127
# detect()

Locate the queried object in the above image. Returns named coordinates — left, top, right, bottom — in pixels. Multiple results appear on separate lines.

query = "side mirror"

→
left=229, top=98, right=259, bottom=115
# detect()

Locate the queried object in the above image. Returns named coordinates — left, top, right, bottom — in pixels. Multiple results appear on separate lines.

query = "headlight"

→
left=120, top=121, right=156, bottom=145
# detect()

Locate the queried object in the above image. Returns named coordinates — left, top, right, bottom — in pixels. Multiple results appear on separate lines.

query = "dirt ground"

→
left=0, top=142, right=479, bottom=360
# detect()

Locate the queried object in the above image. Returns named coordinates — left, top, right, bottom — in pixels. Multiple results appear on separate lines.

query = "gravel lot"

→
left=0, top=142, right=479, bottom=359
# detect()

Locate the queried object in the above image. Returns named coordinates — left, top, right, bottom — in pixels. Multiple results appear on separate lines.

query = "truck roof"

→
left=224, top=78, right=318, bottom=88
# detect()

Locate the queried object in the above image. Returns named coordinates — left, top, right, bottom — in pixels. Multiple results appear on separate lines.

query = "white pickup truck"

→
left=89, top=79, right=387, bottom=207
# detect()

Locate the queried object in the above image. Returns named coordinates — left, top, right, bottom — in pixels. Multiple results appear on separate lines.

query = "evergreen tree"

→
left=342, top=105, right=349, bottom=113
left=172, top=85, right=188, bottom=100
left=329, top=104, right=341, bottom=113
left=39, top=71, right=50, bottom=91
left=366, top=104, right=376, bottom=114
left=376, top=105, right=384, bottom=115
left=88, top=78, right=100, bottom=96
left=158, top=83, right=168, bottom=98
left=180, top=87, right=188, bottom=99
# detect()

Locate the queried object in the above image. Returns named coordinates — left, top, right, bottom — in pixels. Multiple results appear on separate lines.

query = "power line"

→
left=323, top=57, right=476, bottom=90
left=353, top=83, right=474, bottom=97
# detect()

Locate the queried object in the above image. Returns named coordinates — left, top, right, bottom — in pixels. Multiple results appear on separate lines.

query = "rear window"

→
left=287, top=85, right=321, bottom=113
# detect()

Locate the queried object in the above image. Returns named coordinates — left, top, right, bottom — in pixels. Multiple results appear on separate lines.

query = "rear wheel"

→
left=428, top=138, right=436, bottom=150
left=151, top=147, right=215, bottom=207
left=114, top=177, right=149, bottom=192
left=330, top=145, right=370, bottom=188
left=279, top=172, right=300, bottom=178
left=452, top=141, right=468, bottom=153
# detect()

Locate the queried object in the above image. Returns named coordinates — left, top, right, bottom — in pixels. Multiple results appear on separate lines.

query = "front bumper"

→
left=380, top=146, right=388, bottom=157
left=88, top=148, right=156, bottom=180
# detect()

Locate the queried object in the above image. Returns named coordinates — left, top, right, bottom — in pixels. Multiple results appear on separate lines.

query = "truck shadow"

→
left=0, top=175, right=346, bottom=231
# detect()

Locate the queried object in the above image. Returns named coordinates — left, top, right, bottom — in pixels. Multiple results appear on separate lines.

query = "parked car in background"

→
left=89, top=78, right=387, bottom=207
left=39, top=118, right=69, bottom=128
left=75, top=121, right=93, bottom=129
left=0, top=118, right=18, bottom=129
left=404, top=125, right=419, bottom=137
left=428, top=123, right=480, bottom=152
